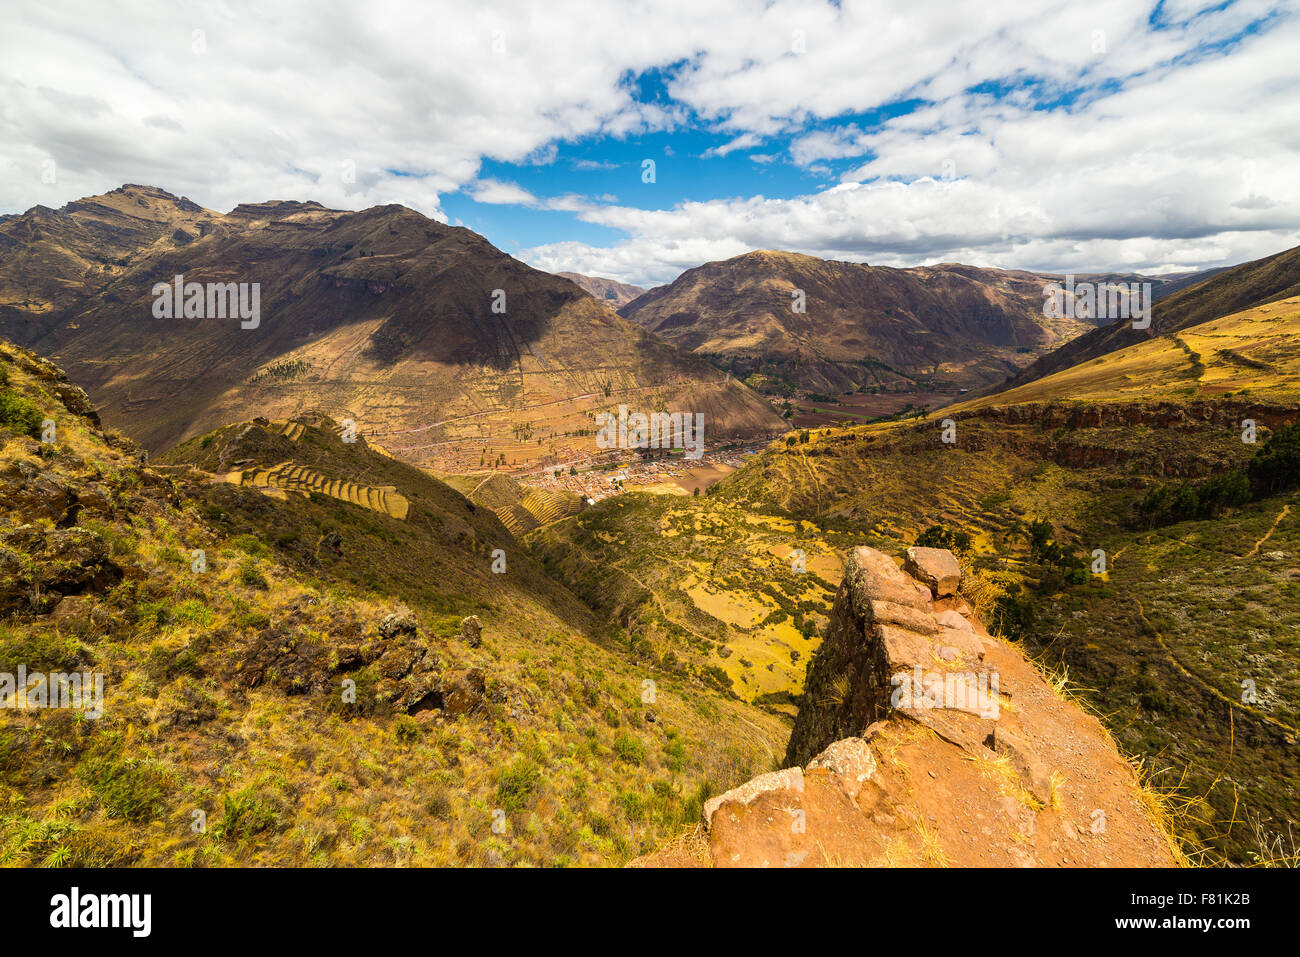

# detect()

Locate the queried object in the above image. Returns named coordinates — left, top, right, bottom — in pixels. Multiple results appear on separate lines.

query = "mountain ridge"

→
left=618, top=248, right=1201, bottom=396
left=0, top=186, right=783, bottom=469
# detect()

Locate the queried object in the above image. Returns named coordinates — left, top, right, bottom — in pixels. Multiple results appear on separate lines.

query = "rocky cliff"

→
left=637, top=546, right=1180, bottom=867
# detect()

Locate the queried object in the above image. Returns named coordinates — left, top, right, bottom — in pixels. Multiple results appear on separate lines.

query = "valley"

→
left=1, top=186, right=1297, bottom=871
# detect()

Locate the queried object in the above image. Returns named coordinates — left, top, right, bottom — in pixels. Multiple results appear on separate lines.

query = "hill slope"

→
left=0, top=337, right=787, bottom=866
left=948, top=295, right=1300, bottom=411
left=997, top=244, right=1300, bottom=394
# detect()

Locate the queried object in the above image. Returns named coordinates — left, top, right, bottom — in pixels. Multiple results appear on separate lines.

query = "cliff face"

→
left=639, top=546, right=1181, bottom=868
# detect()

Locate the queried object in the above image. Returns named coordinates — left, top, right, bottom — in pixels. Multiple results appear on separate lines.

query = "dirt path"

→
left=1243, top=503, right=1292, bottom=559
left=1135, top=597, right=1299, bottom=738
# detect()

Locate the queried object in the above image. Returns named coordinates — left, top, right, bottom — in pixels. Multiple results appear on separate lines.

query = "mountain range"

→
left=618, top=249, right=1217, bottom=395
left=0, top=185, right=781, bottom=470
left=1, top=183, right=1298, bottom=870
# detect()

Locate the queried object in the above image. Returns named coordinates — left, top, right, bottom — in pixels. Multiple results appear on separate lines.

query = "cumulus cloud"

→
left=1, top=0, right=1296, bottom=287
left=466, top=179, right=539, bottom=206
left=524, top=2, right=1300, bottom=285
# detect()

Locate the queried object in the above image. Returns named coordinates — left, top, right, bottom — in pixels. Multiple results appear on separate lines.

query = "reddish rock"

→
left=904, top=546, right=962, bottom=597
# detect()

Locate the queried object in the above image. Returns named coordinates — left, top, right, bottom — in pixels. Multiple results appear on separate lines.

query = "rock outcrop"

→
left=640, top=546, right=1180, bottom=868
left=785, top=545, right=991, bottom=768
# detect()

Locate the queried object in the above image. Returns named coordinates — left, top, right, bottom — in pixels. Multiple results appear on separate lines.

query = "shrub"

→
left=172, top=599, right=212, bottom=627
left=496, top=757, right=541, bottom=813
left=213, top=787, right=281, bottom=839
left=230, top=534, right=268, bottom=557
left=612, top=732, right=645, bottom=764
left=0, top=389, right=43, bottom=439
left=662, top=735, right=686, bottom=774
left=237, top=558, right=268, bottom=589
left=78, top=755, right=171, bottom=823
left=915, top=524, right=971, bottom=553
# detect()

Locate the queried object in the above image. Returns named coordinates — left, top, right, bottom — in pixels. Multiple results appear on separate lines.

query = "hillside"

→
left=556, top=273, right=645, bottom=309
left=946, top=296, right=1300, bottom=412
left=0, top=186, right=782, bottom=471
left=539, top=345, right=1300, bottom=862
left=619, top=250, right=1190, bottom=397
left=0, top=337, right=788, bottom=866
left=997, top=244, right=1300, bottom=394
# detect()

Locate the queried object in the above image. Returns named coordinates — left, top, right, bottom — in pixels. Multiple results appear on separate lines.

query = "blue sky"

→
left=3, top=0, right=1298, bottom=286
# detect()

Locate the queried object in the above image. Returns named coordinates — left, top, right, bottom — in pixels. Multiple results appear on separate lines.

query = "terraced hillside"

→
left=437, top=472, right=585, bottom=537
left=235, top=460, right=410, bottom=520
left=0, top=338, right=789, bottom=867
left=529, top=496, right=868, bottom=715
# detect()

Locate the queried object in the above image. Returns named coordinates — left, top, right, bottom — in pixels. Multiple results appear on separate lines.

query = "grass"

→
left=0, top=345, right=788, bottom=867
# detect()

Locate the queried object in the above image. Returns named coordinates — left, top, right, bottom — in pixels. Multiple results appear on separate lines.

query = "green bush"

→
left=78, top=756, right=172, bottom=823
left=496, top=757, right=541, bottom=813
left=213, top=787, right=281, bottom=839
left=237, top=558, right=268, bottom=589
left=612, top=732, right=645, bottom=764
left=915, top=524, right=971, bottom=553
left=230, top=534, right=268, bottom=557
left=0, top=389, right=44, bottom=439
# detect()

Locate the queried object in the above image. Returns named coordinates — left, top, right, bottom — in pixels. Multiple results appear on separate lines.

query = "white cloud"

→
left=466, top=179, right=539, bottom=206
left=524, top=3, right=1300, bottom=285
left=0, top=0, right=1294, bottom=290
left=702, top=133, right=762, bottom=158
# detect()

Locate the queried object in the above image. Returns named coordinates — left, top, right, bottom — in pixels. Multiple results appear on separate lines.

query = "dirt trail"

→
left=1243, top=503, right=1292, bottom=558
left=1135, top=597, right=1298, bottom=738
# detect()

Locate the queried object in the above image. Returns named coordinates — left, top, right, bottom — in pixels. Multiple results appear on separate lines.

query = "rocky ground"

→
left=635, top=546, right=1180, bottom=867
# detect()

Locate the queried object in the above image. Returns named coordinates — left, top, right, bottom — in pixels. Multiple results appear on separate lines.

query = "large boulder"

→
left=460, top=615, right=482, bottom=647
left=903, top=546, right=962, bottom=597
left=378, top=609, right=418, bottom=639
left=440, top=668, right=486, bottom=717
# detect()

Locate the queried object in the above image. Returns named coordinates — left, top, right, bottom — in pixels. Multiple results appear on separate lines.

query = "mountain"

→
left=995, top=244, right=1300, bottom=395
left=0, top=184, right=220, bottom=345
left=0, top=186, right=783, bottom=468
left=0, top=336, right=787, bottom=866
left=618, top=250, right=1190, bottom=396
left=556, top=272, right=645, bottom=308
